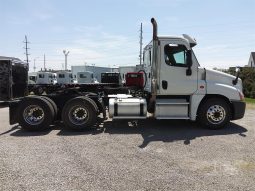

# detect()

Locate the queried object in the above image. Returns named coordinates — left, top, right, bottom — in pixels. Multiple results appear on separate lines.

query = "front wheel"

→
left=197, top=98, right=231, bottom=129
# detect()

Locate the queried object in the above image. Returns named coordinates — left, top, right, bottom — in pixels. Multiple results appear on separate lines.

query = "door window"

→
left=58, top=74, right=65, bottom=78
left=164, top=44, right=187, bottom=67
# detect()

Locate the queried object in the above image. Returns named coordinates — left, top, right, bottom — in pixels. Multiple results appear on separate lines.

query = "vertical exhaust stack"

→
left=151, top=18, right=158, bottom=40
left=150, top=18, right=158, bottom=112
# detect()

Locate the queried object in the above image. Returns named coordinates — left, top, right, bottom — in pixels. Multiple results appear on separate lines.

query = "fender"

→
left=206, top=82, right=240, bottom=100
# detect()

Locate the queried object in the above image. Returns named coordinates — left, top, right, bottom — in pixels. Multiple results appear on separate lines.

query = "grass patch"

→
left=245, top=98, right=255, bottom=104
left=245, top=98, right=255, bottom=109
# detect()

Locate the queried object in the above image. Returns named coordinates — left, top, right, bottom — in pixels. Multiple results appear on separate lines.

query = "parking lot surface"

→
left=0, top=107, right=254, bottom=191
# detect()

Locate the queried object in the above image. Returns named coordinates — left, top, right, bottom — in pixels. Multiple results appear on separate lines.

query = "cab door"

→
left=158, top=39, right=198, bottom=95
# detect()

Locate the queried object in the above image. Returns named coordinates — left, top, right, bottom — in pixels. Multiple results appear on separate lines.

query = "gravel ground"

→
left=0, top=106, right=254, bottom=191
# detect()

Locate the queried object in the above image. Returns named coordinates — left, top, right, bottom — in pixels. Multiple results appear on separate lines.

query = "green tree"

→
left=228, top=68, right=255, bottom=98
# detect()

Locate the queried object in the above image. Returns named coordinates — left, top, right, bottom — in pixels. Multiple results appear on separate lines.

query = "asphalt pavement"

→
left=0, top=107, right=254, bottom=191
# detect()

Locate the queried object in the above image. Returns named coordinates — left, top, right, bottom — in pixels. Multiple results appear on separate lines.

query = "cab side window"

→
left=164, top=44, right=187, bottom=67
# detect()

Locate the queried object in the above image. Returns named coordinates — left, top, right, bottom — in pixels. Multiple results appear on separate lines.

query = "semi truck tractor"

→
left=56, top=71, right=76, bottom=84
left=77, top=71, right=97, bottom=83
left=0, top=18, right=245, bottom=131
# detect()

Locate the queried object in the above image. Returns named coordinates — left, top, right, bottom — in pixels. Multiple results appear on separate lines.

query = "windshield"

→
left=143, top=49, right=151, bottom=66
left=79, top=74, right=87, bottom=78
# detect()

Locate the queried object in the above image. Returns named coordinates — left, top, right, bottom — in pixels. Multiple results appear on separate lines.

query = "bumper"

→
left=231, top=100, right=246, bottom=120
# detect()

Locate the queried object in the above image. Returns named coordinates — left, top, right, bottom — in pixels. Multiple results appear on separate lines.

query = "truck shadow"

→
left=100, top=120, right=247, bottom=148
left=6, top=119, right=247, bottom=148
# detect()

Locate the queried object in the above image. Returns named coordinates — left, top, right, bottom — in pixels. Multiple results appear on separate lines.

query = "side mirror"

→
left=232, top=67, right=240, bottom=85
left=186, top=50, right=192, bottom=76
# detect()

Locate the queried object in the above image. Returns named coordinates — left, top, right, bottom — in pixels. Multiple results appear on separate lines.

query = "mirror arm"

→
left=186, top=50, right=192, bottom=76
left=232, top=67, right=240, bottom=85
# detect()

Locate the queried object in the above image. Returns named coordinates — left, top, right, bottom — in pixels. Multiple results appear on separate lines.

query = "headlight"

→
left=238, top=90, right=244, bottom=101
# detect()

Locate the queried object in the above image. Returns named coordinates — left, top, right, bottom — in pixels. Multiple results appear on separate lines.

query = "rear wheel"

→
left=40, top=96, right=58, bottom=119
left=18, top=97, right=54, bottom=131
left=197, top=98, right=231, bottom=129
left=61, top=96, right=98, bottom=130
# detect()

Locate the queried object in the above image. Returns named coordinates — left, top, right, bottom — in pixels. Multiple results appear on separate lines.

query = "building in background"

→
left=248, top=52, right=255, bottom=67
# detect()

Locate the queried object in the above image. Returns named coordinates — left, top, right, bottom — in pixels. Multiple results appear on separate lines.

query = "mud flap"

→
left=9, top=100, right=20, bottom=125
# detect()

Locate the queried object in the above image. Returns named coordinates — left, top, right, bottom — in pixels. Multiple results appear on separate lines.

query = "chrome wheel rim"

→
left=23, top=105, right=45, bottom=125
left=68, top=105, right=89, bottom=125
left=207, top=105, right=226, bottom=124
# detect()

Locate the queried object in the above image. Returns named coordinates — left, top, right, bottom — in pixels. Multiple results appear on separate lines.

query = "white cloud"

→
left=33, top=29, right=140, bottom=70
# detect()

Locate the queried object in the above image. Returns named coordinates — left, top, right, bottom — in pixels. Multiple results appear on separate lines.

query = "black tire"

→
left=61, top=96, right=98, bottom=130
left=40, top=96, right=58, bottom=119
left=84, top=93, right=99, bottom=114
left=17, top=97, right=55, bottom=131
left=197, top=98, right=231, bottom=129
left=34, top=87, right=44, bottom=95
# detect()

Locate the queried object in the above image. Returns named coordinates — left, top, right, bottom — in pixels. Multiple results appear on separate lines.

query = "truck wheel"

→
left=18, top=97, right=54, bottom=131
left=61, top=96, right=98, bottom=130
left=34, top=87, right=44, bottom=95
left=40, top=96, right=58, bottom=119
left=197, top=98, right=231, bottom=129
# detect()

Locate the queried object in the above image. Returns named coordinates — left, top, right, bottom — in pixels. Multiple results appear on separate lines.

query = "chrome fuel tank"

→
left=109, top=97, right=147, bottom=119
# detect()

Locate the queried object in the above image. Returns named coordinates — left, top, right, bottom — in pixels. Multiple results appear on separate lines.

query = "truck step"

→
left=112, top=116, right=147, bottom=120
left=156, top=116, right=190, bottom=120
left=156, top=99, right=189, bottom=105
left=155, top=99, right=189, bottom=119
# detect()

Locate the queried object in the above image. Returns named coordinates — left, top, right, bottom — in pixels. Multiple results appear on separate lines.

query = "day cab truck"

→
left=101, top=72, right=122, bottom=85
left=0, top=18, right=245, bottom=131
left=56, top=71, right=77, bottom=84
left=77, top=71, right=97, bottom=84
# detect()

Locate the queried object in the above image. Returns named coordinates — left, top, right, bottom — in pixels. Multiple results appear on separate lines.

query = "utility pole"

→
left=44, top=54, right=46, bottom=71
left=23, top=35, right=30, bottom=69
left=63, top=50, right=70, bottom=71
left=139, top=23, right=143, bottom=65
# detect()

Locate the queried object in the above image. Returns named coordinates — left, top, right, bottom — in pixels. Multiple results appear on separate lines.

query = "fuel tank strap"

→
left=140, top=103, right=144, bottom=116
left=114, top=102, right=118, bottom=116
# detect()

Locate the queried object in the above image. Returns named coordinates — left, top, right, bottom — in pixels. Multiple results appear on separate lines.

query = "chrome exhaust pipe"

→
left=150, top=18, right=158, bottom=113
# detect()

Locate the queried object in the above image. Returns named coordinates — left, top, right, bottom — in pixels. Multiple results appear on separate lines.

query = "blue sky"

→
left=0, top=0, right=254, bottom=71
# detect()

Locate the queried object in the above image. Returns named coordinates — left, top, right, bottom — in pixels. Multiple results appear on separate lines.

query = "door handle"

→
left=162, top=80, right=168, bottom=90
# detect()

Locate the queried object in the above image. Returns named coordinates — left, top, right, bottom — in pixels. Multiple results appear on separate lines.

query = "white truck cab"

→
left=28, top=73, right=37, bottom=84
left=56, top=71, right=76, bottom=84
left=77, top=71, right=97, bottom=83
left=36, top=72, right=57, bottom=85
left=140, top=18, right=245, bottom=129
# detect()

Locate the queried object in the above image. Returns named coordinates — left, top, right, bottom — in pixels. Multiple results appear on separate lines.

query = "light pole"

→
left=63, top=50, right=70, bottom=71
left=33, top=57, right=39, bottom=72
left=84, top=62, right=87, bottom=72
left=91, top=64, right=95, bottom=74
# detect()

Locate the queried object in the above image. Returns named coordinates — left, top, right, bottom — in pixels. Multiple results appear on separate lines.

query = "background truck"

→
left=56, top=71, right=77, bottom=84
left=101, top=72, right=122, bottom=85
left=28, top=73, right=37, bottom=84
left=0, top=18, right=245, bottom=131
left=77, top=71, right=97, bottom=83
